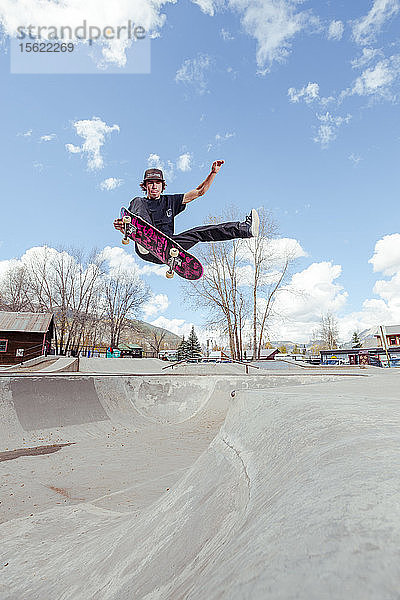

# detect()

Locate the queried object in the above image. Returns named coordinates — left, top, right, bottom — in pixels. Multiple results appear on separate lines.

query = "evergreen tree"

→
left=187, top=326, right=202, bottom=358
left=177, top=336, right=189, bottom=360
left=351, top=331, right=362, bottom=348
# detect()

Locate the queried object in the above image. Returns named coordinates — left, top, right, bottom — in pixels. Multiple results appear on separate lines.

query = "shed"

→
left=118, top=343, right=143, bottom=358
left=0, top=311, right=54, bottom=365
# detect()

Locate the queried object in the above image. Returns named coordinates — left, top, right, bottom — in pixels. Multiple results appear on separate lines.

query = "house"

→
left=0, top=311, right=54, bottom=365
left=374, top=325, right=400, bottom=349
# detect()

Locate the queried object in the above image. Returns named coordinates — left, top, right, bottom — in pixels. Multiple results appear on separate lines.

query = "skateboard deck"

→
left=120, top=207, right=203, bottom=280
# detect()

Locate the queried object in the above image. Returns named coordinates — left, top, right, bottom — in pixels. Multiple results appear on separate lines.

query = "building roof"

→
left=0, top=311, right=53, bottom=333
left=118, top=342, right=143, bottom=350
left=374, top=325, right=400, bottom=336
left=259, top=348, right=280, bottom=356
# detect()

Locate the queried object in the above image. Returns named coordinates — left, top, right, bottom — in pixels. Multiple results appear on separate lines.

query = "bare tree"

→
left=0, top=264, right=33, bottom=311
left=318, top=312, right=339, bottom=350
left=23, top=246, right=106, bottom=354
left=145, top=329, right=167, bottom=355
left=185, top=218, right=248, bottom=360
left=186, top=207, right=297, bottom=360
left=103, top=268, right=149, bottom=347
left=0, top=246, right=107, bottom=354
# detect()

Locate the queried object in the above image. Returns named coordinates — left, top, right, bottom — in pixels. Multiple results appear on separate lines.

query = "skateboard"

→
left=120, top=207, right=203, bottom=280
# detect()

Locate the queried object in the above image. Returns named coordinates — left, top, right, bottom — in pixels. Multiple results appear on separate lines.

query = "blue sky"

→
left=1, top=0, right=400, bottom=343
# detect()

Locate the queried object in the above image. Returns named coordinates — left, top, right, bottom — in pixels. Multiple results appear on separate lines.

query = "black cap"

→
left=142, top=168, right=165, bottom=182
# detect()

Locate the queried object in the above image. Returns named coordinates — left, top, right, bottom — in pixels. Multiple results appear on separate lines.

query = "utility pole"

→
left=380, top=325, right=391, bottom=368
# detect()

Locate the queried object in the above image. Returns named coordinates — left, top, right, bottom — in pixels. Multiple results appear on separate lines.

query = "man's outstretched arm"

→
left=182, top=160, right=224, bottom=204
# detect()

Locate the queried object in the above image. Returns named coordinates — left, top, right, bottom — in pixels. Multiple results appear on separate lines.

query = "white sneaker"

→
left=136, top=243, right=149, bottom=255
left=251, top=209, right=260, bottom=237
left=243, top=209, right=259, bottom=237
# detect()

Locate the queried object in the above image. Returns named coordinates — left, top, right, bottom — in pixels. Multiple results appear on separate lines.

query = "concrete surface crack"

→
left=222, top=436, right=251, bottom=495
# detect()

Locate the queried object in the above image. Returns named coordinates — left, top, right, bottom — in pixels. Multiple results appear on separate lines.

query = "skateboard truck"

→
left=166, top=247, right=179, bottom=278
left=122, top=214, right=131, bottom=245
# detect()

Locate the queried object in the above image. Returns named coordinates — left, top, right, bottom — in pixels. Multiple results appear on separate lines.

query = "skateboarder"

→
left=113, top=160, right=259, bottom=264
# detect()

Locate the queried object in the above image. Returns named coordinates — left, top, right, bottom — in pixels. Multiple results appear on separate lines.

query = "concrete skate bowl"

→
left=1, top=371, right=399, bottom=598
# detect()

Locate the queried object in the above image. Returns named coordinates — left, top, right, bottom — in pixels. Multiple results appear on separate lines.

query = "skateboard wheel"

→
left=166, top=270, right=174, bottom=279
left=122, top=215, right=131, bottom=224
left=122, top=238, right=129, bottom=245
left=170, top=247, right=179, bottom=258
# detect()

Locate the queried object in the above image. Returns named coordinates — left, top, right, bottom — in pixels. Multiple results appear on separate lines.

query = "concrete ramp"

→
left=1, top=372, right=398, bottom=598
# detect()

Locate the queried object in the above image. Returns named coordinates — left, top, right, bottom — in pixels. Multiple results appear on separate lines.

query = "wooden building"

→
left=0, top=312, right=54, bottom=365
left=374, top=325, right=400, bottom=348
left=117, top=343, right=144, bottom=358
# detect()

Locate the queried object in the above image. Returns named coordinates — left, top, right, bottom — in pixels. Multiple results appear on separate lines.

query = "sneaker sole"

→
left=251, top=209, right=260, bottom=237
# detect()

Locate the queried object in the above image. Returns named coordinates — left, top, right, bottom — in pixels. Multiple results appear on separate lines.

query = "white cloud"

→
left=147, top=151, right=193, bottom=178
left=348, top=153, right=362, bottom=166
left=281, top=262, right=348, bottom=316
left=147, top=153, right=162, bottom=168
left=313, top=111, right=351, bottom=148
left=147, top=153, right=175, bottom=180
left=138, top=262, right=170, bottom=277
left=148, top=316, right=219, bottom=345
left=349, top=55, right=400, bottom=98
left=176, top=152, right=192, bottom=172
left=0, top=0, right=172, bottom=68
left=99, top=245, right=168, bottom=278
left=215, top=132, right=235, bottom=142
left=351, top=47, right=384, bottom=69
left=228, top=0, right=315, bottom=72
left=288, top=82, right=320, bottom=104
left=192, top=0, right=215, bottom=15
left=149, top=316, right=194, bottom=338
left=17, top=129, right=32, bottom=137
left=368, top=233, right=400, bottom=276
left=327, top=19, right=344, bottom=40
left=142, top=293, right=169, bottom=318
left=373, top=273, right=400, bottom=302
left=100, top=177, right=123, bottom=191
left=237, top=237, right=306, bottom=271
left=208, top=131, right=236, bottom=151
left=221, top=28, right=234, bottom=41
left=214, top=237, right=307, bottom=289
left=175, top=54, right=212, bottom=94
left=65, top=143, right=81, bottom=154
left=40, top=134, right=57, bottom=142
left=66, top=117, right=119, bottom=170
left=288, top=82, right=334, bottom=107
left=269, top=261, right=348, bottom=341
left=98, top=245, right=141, bottom=277
left=352, top=0, right=400, bottom=45
left=334, top=233, right=400, bottom=340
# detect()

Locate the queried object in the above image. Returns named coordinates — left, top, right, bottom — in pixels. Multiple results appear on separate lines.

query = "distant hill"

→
left=120, top=319, right=182, bottom=350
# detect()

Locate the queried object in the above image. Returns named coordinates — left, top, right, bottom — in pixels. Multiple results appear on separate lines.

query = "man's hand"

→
left=211, top=160, right=224, bottom=174
left=113, top=218, right=124, bottom=233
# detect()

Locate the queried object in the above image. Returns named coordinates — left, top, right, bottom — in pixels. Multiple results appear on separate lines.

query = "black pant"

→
left=129, top=197, right=248, bottom=264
